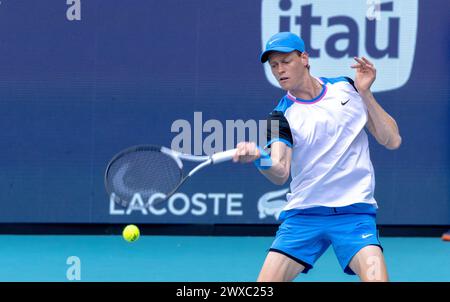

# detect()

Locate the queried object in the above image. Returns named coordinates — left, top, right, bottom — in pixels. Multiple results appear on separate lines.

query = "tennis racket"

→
left=104, top=145, right=237, bottom=207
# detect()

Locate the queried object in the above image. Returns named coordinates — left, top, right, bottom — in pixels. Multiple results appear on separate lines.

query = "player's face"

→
left=268, top=51, right=307, bottom=91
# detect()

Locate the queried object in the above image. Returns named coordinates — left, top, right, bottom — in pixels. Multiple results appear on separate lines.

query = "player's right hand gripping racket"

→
left=104, top=145, right=237, bottom=207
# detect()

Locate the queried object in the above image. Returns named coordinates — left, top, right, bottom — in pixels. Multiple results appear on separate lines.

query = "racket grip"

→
left=211, top=148, right=238, bottom=164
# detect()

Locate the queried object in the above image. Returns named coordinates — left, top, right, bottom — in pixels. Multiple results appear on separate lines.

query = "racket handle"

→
left=211, top=148, right=238, bottom=164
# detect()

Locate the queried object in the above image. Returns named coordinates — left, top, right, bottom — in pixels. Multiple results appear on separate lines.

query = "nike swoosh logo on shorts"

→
left=341, top=99, right=350, bottom=105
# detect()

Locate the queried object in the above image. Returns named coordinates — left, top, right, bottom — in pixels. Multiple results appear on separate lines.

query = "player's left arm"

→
left=351, top=56, right=402, bottom=150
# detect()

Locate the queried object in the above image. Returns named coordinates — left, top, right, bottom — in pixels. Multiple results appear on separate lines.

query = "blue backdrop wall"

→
left=0, top=0, right=448, bottom=225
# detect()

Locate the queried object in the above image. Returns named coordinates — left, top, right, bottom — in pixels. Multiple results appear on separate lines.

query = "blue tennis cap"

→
left=260, top=32, right=305, bottom=63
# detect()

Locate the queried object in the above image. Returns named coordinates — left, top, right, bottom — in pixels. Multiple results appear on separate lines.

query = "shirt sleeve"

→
left=265, top=110, right=293, bottom=148
left=344, top=76, right=358, bottom=92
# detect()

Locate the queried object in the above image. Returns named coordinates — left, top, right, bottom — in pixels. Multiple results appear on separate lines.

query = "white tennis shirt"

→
left=268, top=76, right=377, bottom=210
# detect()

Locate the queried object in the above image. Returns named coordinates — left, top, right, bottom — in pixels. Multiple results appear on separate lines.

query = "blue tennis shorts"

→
left=270, top=203, right=382, bottom=275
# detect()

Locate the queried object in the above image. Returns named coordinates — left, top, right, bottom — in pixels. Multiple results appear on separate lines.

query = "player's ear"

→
left=300, top=51, right=310, bottom=70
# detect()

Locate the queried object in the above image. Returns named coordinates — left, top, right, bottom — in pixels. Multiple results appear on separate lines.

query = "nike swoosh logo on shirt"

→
left=362, top=234, right=374, bottom=239
left=341, top=99, right=350, bottom=105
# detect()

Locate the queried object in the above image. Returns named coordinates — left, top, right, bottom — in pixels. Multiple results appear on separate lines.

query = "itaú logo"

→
left=261, top=0, right=418, bottom=92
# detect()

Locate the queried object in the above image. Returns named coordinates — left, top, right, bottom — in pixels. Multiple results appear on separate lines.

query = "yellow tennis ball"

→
left=122, top=224, right=140, bottom=242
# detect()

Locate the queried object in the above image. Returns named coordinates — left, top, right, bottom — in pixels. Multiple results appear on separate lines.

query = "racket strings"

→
left=106, top=149, right=182, bottom=203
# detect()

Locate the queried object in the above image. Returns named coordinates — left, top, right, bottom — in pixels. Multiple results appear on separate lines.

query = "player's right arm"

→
left=233, top=108, right=294, bottom=185
left=232, top=141, right=292, bottom=185
left=259, top=141, right=292, bottom=185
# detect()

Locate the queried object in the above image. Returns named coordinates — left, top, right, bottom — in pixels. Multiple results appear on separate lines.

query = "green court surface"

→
left=0, top=235, right=448, bottom=282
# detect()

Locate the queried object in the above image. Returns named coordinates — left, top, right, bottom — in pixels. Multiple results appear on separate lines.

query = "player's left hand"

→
left=351, top=56, right=376, bottom=93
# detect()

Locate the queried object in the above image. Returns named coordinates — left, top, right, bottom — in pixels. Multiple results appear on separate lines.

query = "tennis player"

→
left=232, top=32, right=402, bottom=282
